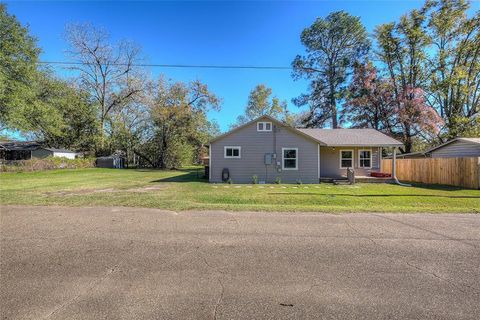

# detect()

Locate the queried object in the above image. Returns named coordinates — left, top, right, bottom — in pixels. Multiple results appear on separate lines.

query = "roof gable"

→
left=209, top=115, right=326, bottom=145
left=210, top=116, right=403, bottom=147
left=425, top=137, right=480, bottom=154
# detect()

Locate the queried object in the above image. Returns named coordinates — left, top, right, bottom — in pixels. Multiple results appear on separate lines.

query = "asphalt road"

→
left=1, top=206, right=479, bottom=320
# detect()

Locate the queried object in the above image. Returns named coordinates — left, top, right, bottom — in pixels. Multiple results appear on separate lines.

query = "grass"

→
left=1, top=167, right=479, bottom=213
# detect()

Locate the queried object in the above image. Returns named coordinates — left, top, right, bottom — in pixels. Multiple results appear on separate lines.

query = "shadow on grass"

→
left=393, top=182, right=478, bottom=192
left=268, top=193, right=480, bottom=199
left=150, top=168, right=208, bottom=183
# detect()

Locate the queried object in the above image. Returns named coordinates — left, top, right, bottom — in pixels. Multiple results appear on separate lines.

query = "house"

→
left=31, top=148, right=78, bottom=159
left=425, top=138, right=480, bottom=158
left=208, top=115, right=403, bottom=183
left=0, top=141, right=77, bottom=161
left=385, top=138, right=480, bottom=159
left=385, top=151, right=427, bottom=159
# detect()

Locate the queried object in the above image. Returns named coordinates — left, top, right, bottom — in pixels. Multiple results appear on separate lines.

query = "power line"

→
left=38, top=60, right=293, bottom=70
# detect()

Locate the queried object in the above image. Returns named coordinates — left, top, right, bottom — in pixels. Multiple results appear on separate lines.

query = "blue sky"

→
left=6, top=0, right=478, bottom=132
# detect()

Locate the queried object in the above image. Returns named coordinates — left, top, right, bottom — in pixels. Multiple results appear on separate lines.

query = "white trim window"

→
left=358, top=149, right=372, bottom=168
left=282, top=148, right=298, bottom=170
left=340, top=149, right=354, bottom=169
left=224, top=146, right=241, bottom=158
left=257, top=121, right=272, bottom=132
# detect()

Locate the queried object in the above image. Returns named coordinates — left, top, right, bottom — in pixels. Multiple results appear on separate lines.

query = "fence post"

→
left=392, top=148, right=397, bottom=179
left=477, top=157, right=480, bottom=189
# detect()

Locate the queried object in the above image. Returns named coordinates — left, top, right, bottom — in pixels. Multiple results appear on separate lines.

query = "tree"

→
left=11, top=72, right=98, bottom=151
left=342, top=62, right=397, bottom=131
left=232, top=84, right=287, bottom=128
left=343, top=62, right=443, bottom=148
left=137, top=78, right=221, bottom=169
left=423, top=0, right=479, bottom=139
left=0, top=4, right=41, bottom=130
left=292, top=11, right=370, bottom=128
left=64, top=23, right=146, bottom=149
left=375, top=8, right=444, bottom=152
left=446, top=116, right=480, bottom=138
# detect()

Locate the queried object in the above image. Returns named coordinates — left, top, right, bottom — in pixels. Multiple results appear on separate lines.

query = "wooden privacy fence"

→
left=381, top=157, right=480, bottom=189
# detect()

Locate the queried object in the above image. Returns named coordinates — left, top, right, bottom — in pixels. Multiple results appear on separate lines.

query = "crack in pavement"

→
left=42, top=265, right=118, bottom=320
left=212, top=278, right=225, bottom=320
left=198, top=253, right=227, bottom=320
left=405, top=261, right=479, bottom=295
left=195, top=244, right=229, bottom=320
left=344, top=215, right=479, bottom=295
left=224, top=212, right=242, bottom=229
left=343, top=217, right=379, bottom=246
left=370, top=214, right=478, bottom=249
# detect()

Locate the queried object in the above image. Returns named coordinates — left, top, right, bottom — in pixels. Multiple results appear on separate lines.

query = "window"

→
left=282, top=148, right=298, bottom=170
left=358, top=149, right=372, bottom=168
left=224, top=146, right=241, bottom=158
left=340, top=150, right=354, bottom=168
left=257, top=121, right=272, bottom=132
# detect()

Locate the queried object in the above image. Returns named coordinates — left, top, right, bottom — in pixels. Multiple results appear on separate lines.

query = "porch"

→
left=318, top=146, right=399, bottom=184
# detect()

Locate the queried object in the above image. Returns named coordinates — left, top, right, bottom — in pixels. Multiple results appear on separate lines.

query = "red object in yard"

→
left=370, top=172, right=391, bottom=178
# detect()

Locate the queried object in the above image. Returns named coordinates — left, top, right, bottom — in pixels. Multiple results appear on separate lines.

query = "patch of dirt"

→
left=44, top=184, right=166, bottom=196
left=126, top=185, right=166, bottom=193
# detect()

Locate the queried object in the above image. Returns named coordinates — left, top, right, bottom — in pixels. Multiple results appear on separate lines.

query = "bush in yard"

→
left=0, top=157, right=96, bottom=172
left=252, top=175, right=258, bottom=184
left=274, top=176, right=281, bottom=184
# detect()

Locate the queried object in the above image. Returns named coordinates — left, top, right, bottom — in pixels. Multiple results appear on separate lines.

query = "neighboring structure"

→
left=96, top=155, right=125, bottom=169
left=0, top=141, right=77, bottom=161
left=426, top=138, right=480, bottom=158
left=385, top=152, right=427, bottom=159
left=209, top=115, right=403, bottom=183
left=385, top=138, right=480, bottom=159
left=31, top=148, right=77, bottom=159
left=0, top=141, right=41, bottom=160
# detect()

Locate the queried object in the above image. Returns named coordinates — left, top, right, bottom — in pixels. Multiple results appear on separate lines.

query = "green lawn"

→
left=1, top=168, right=479, bottom=213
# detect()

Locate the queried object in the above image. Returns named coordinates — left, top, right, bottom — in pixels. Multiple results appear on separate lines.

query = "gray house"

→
left=426, top=138, right=480, bottom=158
left=209, top=115, right=403, bottom=183
left=385, top=138, right=480, bottom=159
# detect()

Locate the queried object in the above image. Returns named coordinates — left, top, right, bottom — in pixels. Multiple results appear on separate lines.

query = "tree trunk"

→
left=403, top=124, right=413, bottom=154
left=329, top=80, right=338, bottom=128
left=133, top=150, right=156, bottom=168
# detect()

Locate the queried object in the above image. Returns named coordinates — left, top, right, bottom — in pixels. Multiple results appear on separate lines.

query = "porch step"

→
left=320, top=176, right=394, bottom=184
left=319, top=177, right=351, bottom=184
left=332, top=178, right=351, bottom=185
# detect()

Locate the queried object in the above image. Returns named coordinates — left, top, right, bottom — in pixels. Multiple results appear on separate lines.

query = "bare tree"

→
left=64, top=23, right=145, bottom=147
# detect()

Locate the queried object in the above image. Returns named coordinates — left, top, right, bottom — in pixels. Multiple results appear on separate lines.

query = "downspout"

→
left=392, top=147, right=411, bottom=187
left=271, top=124, right=278, bottom=182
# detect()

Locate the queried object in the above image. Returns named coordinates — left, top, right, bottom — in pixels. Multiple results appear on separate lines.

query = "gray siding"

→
left=210, top=122, right=319, bottom=183
left=320, top=146, right=381, bottom=178
left=430, top=141, right=480, bottom=158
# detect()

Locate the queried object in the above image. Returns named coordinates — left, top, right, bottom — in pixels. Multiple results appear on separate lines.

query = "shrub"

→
left=226, top=178, right=233, bottom=184
left=0, top=157, right=96, bottom=172
left=296, top=179, right=302, bottom=185
left=274, top=176, right=281, bottom=184
left=252, top=175, right=258, bottom=184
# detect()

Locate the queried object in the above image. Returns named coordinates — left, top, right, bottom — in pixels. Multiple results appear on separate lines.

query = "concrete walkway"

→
left=1, top=206, right=479, bottom=319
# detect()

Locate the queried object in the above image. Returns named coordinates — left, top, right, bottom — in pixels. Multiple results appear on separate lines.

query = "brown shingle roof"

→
left=298, top=128, right=403, bottom=147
